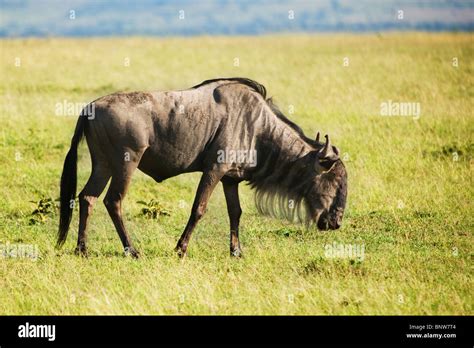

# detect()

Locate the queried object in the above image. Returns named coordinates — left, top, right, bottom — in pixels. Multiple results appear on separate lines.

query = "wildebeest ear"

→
left=315, top=132, right=320, bottom=143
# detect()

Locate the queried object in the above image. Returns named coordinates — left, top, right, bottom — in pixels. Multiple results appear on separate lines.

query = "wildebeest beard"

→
left=250, top=150, right=316, bottom=225
left=254, top=182, right=312, bottom=225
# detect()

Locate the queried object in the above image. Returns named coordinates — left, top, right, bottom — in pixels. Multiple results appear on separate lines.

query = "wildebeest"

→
left=57, top=78, right=347, bottom=258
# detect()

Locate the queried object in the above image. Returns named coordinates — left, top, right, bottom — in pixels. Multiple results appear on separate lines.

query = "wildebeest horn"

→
left=321, top=135, right=331, bottom=156
left=315, top=132, right=320, bottom=143
left=319, top=134, right=339, bottom=160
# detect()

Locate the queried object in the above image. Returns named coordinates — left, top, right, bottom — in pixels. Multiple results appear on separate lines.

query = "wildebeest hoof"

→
left=124, top=247, right=140, bottom=259
left=74, top=246, right=88, bottom=257
left=175, top=246, right=187, bottom=259
left=230, top=248, right=243, bottom=258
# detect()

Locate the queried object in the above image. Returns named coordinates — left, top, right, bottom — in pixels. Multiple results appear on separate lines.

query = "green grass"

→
left=0, top=33, right=472, bottom=315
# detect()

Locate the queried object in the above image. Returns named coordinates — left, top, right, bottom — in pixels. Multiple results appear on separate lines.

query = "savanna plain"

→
left=0, top=33, right=472, bottom=314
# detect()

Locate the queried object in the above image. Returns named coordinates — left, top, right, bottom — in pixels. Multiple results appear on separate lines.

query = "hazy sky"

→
left=0, top=0, right=473, bottom=37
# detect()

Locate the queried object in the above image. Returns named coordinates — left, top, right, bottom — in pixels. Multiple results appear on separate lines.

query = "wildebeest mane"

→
left=193, top=77, right=321, bottom=149
left=193, top=77, right=267, bottom=99
left=265, top=98, right=321, bottom=148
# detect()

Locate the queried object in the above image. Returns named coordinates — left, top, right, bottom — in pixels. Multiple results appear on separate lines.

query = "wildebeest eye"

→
left=319, top=159, right=337, bottom=171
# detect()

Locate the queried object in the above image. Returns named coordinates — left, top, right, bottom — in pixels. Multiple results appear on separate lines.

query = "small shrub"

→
left=29, top=197, right=59, bottom=225
left=137, top=199, right=171, bottom=219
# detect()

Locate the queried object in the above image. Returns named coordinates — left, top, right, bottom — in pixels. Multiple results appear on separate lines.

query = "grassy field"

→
left=0, top=33, right=472, bottom=315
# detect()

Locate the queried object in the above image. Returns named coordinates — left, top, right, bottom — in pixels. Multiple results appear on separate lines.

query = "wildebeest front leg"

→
left=222, top=177, right=243, bottom=257
left=175, top=171, right=224, bottom=258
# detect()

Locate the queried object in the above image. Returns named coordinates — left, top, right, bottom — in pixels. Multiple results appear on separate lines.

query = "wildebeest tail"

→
left=57, top=115, right=86, bottom=248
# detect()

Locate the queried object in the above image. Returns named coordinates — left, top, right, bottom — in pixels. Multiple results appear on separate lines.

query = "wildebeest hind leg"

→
left=75, top=165, right=111, bottom=256
left=103, top=148, right=145, bottom=258
left=175, top=170, right=225, bottom=258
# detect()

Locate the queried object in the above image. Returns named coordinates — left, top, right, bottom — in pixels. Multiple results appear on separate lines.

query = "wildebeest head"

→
left=306, top=133, right=348, bottom=230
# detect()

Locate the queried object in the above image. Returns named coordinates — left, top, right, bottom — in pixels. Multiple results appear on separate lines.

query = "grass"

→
left=0, top=33, right=472, bottom=315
